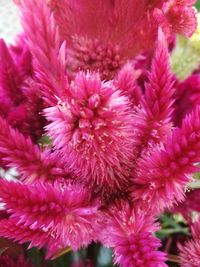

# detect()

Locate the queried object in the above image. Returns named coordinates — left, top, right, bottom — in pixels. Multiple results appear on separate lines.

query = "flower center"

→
left=68, top=36, right=124, bottom=79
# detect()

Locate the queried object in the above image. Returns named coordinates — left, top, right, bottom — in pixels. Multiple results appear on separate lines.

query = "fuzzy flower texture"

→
left=0, top=0, right=199, bottom=266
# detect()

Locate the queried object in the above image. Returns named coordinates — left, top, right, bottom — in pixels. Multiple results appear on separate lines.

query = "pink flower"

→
left=100, top=201, right=167, bottom=267
left=154, top=0, right=197, bottom=38
left=171, top=189, right=200, bottom=222
left=19, top=0, right=197, bottom=79
left=179, top=220, right=200, bottom=267
left=179, top=239, right=200, bottom=267
left=19, top=0, right=68, bottom=105
left=0, top=254, right=32, bottom=267
left=0, top=39, right=45, bottom=142
left=45, top=71, right=135, bottom=196
left=0, top=116, right=69, bottom=183
left=0, top=179, right=99, bottom=257
left=132, top=106, right=200, bottom=212
left=131, top=28, right=175, bottom=158
left=114, top=62, right=142, bottom=106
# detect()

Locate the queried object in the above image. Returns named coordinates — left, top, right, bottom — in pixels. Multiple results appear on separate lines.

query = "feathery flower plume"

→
left=179, top=220, right=200, bottom=266
left=114, top=62, right=142, bottom=106
left=0, top=116, right=67, bottom=182
left=0, top=179, right=99, bottom=255
left=132, top=106, right=200, bottom=211
left=20, top=0, right=68, bottom=105
left=132, top=28, right=175, bottom=157
left=100, top=201, right=167, bottom=267
left=179, top=239, right=200, bottom=267
left=34, top=0, right=196, bottom=79
left=45, top=71, right=135, bottom=196
left=0, top=39, right=45, bottom=141
left=0, top=218, right=62, bottom=259
left=155, top=0, right=197, bottom=38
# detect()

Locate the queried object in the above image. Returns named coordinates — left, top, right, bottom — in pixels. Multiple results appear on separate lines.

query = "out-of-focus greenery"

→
left=196, top=0, right=200, bottom=10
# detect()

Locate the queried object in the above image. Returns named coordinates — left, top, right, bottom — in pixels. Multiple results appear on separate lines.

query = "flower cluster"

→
left=0, top=0, right=200, bottom=266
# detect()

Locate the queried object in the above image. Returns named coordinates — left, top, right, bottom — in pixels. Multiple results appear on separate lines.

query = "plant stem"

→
left=168, top=254, right=180, bottom=264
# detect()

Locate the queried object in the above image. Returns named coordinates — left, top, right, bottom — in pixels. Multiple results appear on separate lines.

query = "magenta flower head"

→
left=19, top=0, right=197, bottom=79
left=179, top=220, right=200, bottom=267
left=45, top=71, right=135, bottom=197
left=100, top=201, right=167, bottom=267
left=0, top=179, right=99, bottom=258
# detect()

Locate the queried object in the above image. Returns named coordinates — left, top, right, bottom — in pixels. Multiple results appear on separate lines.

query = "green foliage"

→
left=196, top=0, right=200, bottom=10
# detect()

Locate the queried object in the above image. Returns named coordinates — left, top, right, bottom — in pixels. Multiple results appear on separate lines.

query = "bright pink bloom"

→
left=179, top=220, right=200, bottom=266
left=0, top=116, right=68, bottom=182
left=171, top=189, right=200, bottom=222
left=0, top=218, right=62, bottom=259
left=20, top=0, right=68, bottom=105
left=0, top=179, right=99, bottom=256
left=19, top=0, right=197, bottom=79
left=45, top=72, right=135, bottom=196
left=179, top=239, right=200, bottom=267
left=114, top=62, right=142, bottom=106
left=0, top=39, right=45, bottom=141
left=132, top=106, right=200, bottom=211
left=154, top=0, right=197, bottom=38
left=100, top=201, right=167, bottom=267
left=132, top=28, right=175, bottom=158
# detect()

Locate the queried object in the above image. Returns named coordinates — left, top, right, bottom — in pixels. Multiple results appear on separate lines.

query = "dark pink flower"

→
left=131, top=28, right=175, bottom=158
left=100, top=201, right=167, bottom=267
left=174, top=74, right=200, bottom=125
left=179, top=220, right=200, bottom=267
left=19, top=0, right=197, bottom=79
left=0, top=179, right=99, bottom=257
left=0, top=116, right=69, bottom=183
left=132, top=106, right=200, bottom=212
left=0, top=254, right=32, bottom=267
left=171, top=189, right=200, bottom=222
left=0, top=39, right=45, bottom=142
left=45, top=71, right=135, bottom=196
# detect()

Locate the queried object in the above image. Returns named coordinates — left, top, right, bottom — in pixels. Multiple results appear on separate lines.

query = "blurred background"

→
left=1, top=0, right=200, bottom=43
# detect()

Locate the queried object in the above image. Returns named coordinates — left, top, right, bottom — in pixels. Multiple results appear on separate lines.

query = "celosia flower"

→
left=0, top=116, right=69, bottom=182
left=0, top=179, right=99, bottom=257
left=179, top=220, right=200, bottom=266
left=0, top=254, right=32, bottom=267
left=0, top=1, right=200, bottom=264
left=114, top=62, right=142, bottom=106
left=132, top=106, right=200, bottom=212
left=154, top=0, right=197, bottom=38
left=45, top=71, right=135, bottom=196
left=0, top=217, right=62, bottom=259
left=100, top=201, right=167, bottom=267
left=179, top=239, right=200, bottom=267
left=19, top=0, right=197, bottom=80
left=19, top=0, right=68, bottom=105
left=132, top=28, right=175, bottom=158
left=171, top=189, right=200, bottom=222
left=0, top=39, right=45, bottom=142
